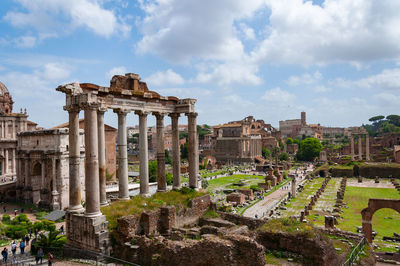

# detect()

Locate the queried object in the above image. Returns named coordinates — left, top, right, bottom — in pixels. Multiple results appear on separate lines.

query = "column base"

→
left=157, top=189, right=167, bottom=193
left=68, top=204, right=85, bottom=213
left=84, top=211, right=102, bottom=218
left=140, top=193, right=151, bottom=198
left=66, top=212, right=110, bottom=254
left=118, top=196, right=130, bottom=201
left=172, top=185, right=181, bottom=190
left=50, top=202, right=60, bottom=211
left=100, top=201, right=110, bottom=207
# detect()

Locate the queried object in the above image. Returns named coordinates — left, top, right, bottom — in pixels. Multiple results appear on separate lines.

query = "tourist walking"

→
left=11, top=241, right=17, bottom=255
left=20, top=240, right=25, bottom=255
left=48, top=252, right=54, bottom=266
left=25, top=235, right=30, bottom=245
left=35, top=228, right=39, bottom=238
left=60, top=225, right=64, bottom=234
left=36, top=248, right=44, bottom=264
left=2, top=247, right=8, bottom=262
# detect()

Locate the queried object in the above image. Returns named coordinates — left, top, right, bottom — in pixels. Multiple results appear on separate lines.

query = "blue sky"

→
left=1, top=0, right=400, bottom=129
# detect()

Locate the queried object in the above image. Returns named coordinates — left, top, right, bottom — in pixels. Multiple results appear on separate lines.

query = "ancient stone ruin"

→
left=56, top=73, right=199, bottom=253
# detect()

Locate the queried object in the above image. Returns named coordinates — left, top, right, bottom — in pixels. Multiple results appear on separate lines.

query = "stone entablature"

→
left=57, top=73, right=199, bottom=253
left=16, top=128, right=85, bottom=210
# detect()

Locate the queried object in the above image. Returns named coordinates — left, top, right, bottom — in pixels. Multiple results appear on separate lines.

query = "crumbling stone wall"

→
left=256, top=231, right=340, bottom=266
left=331, top=168, right=353, bottom=177
left=216, top=212, right=267, bottom=230
left=117, top=234, right=266, bottom=266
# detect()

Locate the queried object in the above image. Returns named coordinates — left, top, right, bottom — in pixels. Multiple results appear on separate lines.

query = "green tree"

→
left=32, top=228, right=66, bottom=254
left=148, top=160, right=157, bottom=182
left=386, top=114, right=400, bottom=127
left=286, top=138, right=294, bottom=145
left=296, top=138, right=322, bottom=161
left=166, top=172, right=173, bottom=185
left=262, top=148, right=271, bottom=159
left=165, top=149, right=172, bottom=165
left=279, top=152, right=289, bottom=161
left=180, top=143, right=188, bottom=160
left=369, top=115, right=385, bottom=122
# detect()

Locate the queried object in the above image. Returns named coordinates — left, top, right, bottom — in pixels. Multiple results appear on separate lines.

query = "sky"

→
left=0, top=0, right=400, bottom=129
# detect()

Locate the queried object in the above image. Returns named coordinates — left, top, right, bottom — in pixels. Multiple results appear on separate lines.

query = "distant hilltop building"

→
left=209, top=116, right=281, bottom=164
left=279, top=111, right=345, bottom=140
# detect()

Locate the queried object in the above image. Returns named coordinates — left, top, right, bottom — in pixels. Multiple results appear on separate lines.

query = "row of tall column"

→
left=67, top=103, right=199, bottom=217
left=1, top=148, right=16, bottom=176
left=350, top=134, right=370, bottom=161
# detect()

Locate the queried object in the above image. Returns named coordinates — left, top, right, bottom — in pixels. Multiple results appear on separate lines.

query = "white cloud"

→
left=4, top=0, right=130, bottom=44
left=15, top=35, right=36, bottom=48
left=156, top=87, right=211, bottom=99
left=106, top=66, right=127, bottom=80
left=195, top=60, right=262, bottom=86
left=252, top=0, right=400, bottom=65
left=287, top=71, right=322, bottom=86
left=223, top=94, right=253, bottom=107
left=146, top=69, right=185, bottom=87
left=262, top=87, right=295, bottom=103
left=137, top=0, right=266, bottom=62
left=333, top=68, right=400, bottom=91
left=239, top=23, right=256, bottom=40
left=373, top=92, right=400, bottom=106
left=314, top=85, right=331, bottom=93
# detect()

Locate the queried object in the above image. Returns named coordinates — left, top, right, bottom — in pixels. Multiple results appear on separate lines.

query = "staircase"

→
left=2, top=252, right=48, bottom=265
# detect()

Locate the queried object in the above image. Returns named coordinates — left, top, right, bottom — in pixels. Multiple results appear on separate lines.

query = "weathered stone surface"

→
left=117, top=215, right=140, bottom=242
left=118, top=234, right=266, bottom=266
left=217, top=212, right=267, bottom=230
left=199, top=218, right=235, bottom=228
left=256, top=230, right=340, bottom=266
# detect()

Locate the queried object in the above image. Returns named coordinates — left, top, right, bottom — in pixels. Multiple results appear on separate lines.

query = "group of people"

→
left=2, top=241, right=53, bottom=265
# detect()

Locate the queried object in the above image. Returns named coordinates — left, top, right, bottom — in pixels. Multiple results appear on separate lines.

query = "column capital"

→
left=64, top=105, right=80, bottom=113
left=135, top=110, right=150, bottom=116
left=97, top=106, right=108, bottom=114
left=152, top=112, right=167, bottom=118
left=113, top=108, right=130, bottom=115
left=82, top=102, right=99, bottom=110
left=169, top=113, right=180, bottom=118
left=185, top=112, right=198, bottom=118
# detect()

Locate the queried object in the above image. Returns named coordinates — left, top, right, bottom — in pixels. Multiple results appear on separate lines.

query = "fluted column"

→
left=12, top=120, right=15, bottom=139
left=12, top=149, right=16, bottom=174
left=366, top=134, right=370, bottom=161
left=136, top=111, right=150, bottom=197
left=187, top=112, right=199, bottom=188
left=358, top=135, right=362, bottom=160
left=67, top=106, right=83, bottom=213
left=350, top=136, right=355, bottom=160
left=84, top=103, right=101, bottom=217
left=41, top=157, right=45, bottom=188
left=114, top=108, right=130, bottom=200
left=155, top=112, right=166, bottom=192
left=98, top=108, right=109, bottom=205
left=4, top=149, right=8, bottom=175
left=169, top=113, right=181, bottom=189
left=51, top=157, right=59, bottom=209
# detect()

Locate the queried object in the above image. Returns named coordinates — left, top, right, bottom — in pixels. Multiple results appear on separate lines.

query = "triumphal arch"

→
left=57, top=73, right=199, bottom=252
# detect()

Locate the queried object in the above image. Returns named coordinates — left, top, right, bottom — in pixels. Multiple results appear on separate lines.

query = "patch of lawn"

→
left=207, top=174, right=264, bottom=193
left=101, top=188, right=206, bottom=230
left=337, top=186, right=400, bottom=252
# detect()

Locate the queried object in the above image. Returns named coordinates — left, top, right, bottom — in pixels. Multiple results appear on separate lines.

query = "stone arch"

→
left=32, top=162, right=42, bottom=176
left=361, top=198, right=400, bottom=243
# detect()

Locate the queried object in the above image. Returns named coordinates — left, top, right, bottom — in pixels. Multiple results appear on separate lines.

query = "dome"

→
left=0, top=81, right=9, bottom=95
left=0, top=82, right=13, bottom=114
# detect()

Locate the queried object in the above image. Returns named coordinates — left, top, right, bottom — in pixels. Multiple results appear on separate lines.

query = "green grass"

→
left=202, top=210, right=219, bottom=219
left=101, top=189, right=206, bottom=230
left=258, top=218, right=315, bottom=238
left=206, top=174, right=264, bottom=193
left=34, top=211, right=50, bottom=220
left=337, top=186, right=400, bottom=252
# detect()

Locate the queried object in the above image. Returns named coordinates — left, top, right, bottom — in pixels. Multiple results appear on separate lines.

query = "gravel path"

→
left=243, top=165, right=313, bottom=218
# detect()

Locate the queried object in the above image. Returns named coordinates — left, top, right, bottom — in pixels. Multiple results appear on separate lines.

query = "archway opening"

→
left=370, top=208, right=400, bottom=252
left=32, top=162, right=41, bottom=176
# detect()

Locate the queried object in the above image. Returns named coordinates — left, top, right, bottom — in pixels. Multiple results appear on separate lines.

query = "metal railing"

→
left=342, top=237, right=366, bottom=266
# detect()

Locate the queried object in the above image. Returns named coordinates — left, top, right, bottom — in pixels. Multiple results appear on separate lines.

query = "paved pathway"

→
left=243, top=164, right=314, bottom=218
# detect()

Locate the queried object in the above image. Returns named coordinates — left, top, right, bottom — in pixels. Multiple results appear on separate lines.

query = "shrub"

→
left=2, top=214, right=10, bottom=223
left=202, top=210, right=219, bottom=219
left=250, top=185, right=260, bottom=191
left=166, top=172, right=173, bottom=185
left=41, top=220, right=56, bottom=232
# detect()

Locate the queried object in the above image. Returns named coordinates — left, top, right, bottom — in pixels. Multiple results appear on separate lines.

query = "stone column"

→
left=51, top=157, right=60, bottom=210
left=291, top=176, right=296, bottom=198
left=12, top=149, right=16, bottom=175
left=114, top=109, right=130, bottom=200
left=169, top=113, right=181, bottom=189
left=84, top=103, right=101, bottom=217
left=0, top=121, right=3, bottom=139
left=187, top=113, right=199, bottom=188
left=98, top=108, right=109, bottom=205
left=365, top=134, right=370, bottom=161
left=24, top=155, right=29, bottom=186
left=67, top=106, right=84, bottom=213
left=155, top=113, right=166, bottom=192
left=350, top=136, right=355, bottom=160
left=136, top=111, right=150, bottom=196
left=358, top=135, right=362, bottom=160
left=12, top=120, right=15, bottom=139
left=4, top=121, right=8, bottom=139
left=41, top=157, right=45, bottom=188
left=4, top=149, right=8, bottom=175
